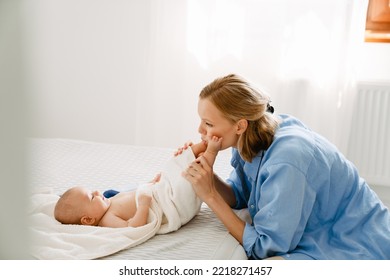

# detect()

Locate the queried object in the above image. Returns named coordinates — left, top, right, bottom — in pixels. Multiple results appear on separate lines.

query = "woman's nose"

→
left=198, top=123, right=205, bottom=135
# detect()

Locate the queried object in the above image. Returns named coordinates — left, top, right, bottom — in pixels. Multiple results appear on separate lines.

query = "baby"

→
left=54, top=137, right=222, bottom=228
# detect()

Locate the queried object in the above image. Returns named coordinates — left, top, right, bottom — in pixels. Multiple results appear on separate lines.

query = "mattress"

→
left=28, top=138, right=249, bottom=260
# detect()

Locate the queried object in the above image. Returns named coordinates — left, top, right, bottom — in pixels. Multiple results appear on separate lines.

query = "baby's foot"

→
left=202, top=136, right=222, bottom=166
left=189, top=140, right=207, bottom=158
left=206, top=136, right=222, bottom=154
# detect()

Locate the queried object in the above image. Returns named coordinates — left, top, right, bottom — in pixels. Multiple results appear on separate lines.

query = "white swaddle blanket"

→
left=143, top=148, right=201, bottom=234
left=29, top=149, right=201, bottom=259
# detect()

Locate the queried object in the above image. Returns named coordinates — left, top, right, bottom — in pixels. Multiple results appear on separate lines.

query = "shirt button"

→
left=250, top=205, right=255, bottom=209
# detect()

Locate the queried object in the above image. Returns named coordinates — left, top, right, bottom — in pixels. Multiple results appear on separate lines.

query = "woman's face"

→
left=197, top=98, right=241, bottom=150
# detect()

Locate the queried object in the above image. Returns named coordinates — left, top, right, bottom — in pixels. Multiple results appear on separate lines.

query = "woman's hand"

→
left=182, top=156, right=217, bottom=203
left=174, top=141, right=193, bottom=157
left=183, top=156, right=245, bottom=244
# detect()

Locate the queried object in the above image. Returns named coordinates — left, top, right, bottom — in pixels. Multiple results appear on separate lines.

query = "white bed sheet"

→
left=28, top=138, right=249, bottom=260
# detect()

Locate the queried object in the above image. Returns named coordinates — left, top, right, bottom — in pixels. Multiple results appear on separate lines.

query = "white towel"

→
left=29, top=149, right=200, bottom=259
left=149, top=148, right=202, bottom=234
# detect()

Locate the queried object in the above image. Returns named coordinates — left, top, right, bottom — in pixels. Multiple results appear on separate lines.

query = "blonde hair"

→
left=54, top=188, right=84, bottom=225
left=199, top=74, right=280, bottom=162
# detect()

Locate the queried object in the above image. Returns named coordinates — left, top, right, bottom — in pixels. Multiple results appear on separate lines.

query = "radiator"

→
left=347, top=82, right=390, bottom=187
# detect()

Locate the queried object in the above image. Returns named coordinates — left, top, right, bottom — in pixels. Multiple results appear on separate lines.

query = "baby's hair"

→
left=54, top=188, right=83, bottom=225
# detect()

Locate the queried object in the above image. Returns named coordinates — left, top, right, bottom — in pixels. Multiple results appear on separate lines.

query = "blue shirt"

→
left=227, top=114, right=390, bottom=259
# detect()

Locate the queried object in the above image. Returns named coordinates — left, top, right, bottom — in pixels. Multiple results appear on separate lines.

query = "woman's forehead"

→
left=198, top=98, right=223, bottom=120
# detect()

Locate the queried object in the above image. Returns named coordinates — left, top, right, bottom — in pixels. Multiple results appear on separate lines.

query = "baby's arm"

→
left=99, top=212, right=130, bottom=228
left=149, top=173, right=161, bottom=184
left=126, top=193, right=152, bottom=227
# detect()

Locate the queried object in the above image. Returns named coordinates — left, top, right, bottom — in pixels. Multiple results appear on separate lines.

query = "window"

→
left=365, top=0, right=390, bottom=42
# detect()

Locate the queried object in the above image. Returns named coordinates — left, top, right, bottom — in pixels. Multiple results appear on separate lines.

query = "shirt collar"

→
left=243, top=151, right=264, bottom=182
left=231, top=148, right=264, bottom=182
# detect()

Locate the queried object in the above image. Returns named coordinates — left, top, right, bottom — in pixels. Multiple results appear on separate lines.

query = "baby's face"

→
left=73, top=187, right=111, bottom=223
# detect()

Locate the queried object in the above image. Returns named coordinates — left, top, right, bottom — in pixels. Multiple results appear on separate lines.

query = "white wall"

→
left=25, top=0, right=152, bottom=145
left=23, top=0, right=388, bottom=151
left=355, top=42, right=390, bottom=82
left=2, top=0, right=389, bottom=260
left=23, top=0, right=390, bottom=150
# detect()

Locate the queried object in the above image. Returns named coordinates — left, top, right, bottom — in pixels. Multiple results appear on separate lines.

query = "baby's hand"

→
left=149, top=173, right=161, bottom=184
left=138, top=193, right=152, bottom=207
left=174, top=141, right=193, bottom=156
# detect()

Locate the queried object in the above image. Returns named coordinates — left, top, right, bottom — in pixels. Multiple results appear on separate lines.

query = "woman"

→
left=182, top=74, right=390, bottom=260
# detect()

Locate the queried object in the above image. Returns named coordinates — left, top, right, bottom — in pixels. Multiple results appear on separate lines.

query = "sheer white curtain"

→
left=136, top=0, right=368, bottom=153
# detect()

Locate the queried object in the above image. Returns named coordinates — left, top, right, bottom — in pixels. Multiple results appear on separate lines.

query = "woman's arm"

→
left=205, top=189, right=245, bottom=244
left=183, top=156, right=245, bottom=244
left=213, top=174, right=237, bottom=207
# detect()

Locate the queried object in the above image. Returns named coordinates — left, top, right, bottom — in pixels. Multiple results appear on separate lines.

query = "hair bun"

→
left=266, top=103, right=274, bottom=114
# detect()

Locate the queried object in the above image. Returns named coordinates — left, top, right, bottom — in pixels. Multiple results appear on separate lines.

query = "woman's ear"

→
left=81, top=215, right=96, bottom=226
left=236, top=119, right=248, bottom=135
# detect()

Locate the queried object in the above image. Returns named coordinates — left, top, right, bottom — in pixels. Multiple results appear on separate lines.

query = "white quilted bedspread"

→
left=28, top=138, right=249, bottom=260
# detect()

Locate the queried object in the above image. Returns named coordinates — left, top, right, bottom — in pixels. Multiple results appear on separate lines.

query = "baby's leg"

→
left=202, top=136, right=222, bottom=167
left=190, top=141, right=207, bottom=158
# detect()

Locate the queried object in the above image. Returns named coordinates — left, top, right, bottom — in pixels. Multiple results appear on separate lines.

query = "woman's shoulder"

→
left=274, top=114, right=340, bottom=156
left=277, top=114, right=311, bottom=132
left=230, top=148, right=244, bottom=167
left=274, top=115, right=315, bottom=150
left=264, top=115, right=317, bottom=170
left=231, top=115, right=315, bottom=165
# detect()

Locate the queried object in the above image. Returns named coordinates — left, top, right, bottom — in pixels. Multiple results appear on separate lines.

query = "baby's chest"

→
left=111, top=194, right=137, bottom=220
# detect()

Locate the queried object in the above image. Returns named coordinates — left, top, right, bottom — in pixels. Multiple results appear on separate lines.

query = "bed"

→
left=28, top=138, right=250, bottom=260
